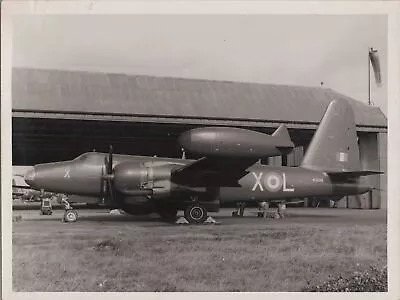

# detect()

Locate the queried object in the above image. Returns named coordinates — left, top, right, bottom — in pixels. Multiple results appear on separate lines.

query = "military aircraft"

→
left=23, top=99, right=382, bottom=223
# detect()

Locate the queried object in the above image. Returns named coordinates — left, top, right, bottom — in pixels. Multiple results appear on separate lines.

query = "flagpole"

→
left=368, top=47, right=371, bottom=106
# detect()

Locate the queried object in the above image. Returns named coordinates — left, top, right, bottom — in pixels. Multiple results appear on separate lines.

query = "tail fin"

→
left=300, top=99, right=361, bottom=172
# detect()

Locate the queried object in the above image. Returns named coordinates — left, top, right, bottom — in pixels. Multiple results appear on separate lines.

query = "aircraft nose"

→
left=24, top=167, right=36, bottom=187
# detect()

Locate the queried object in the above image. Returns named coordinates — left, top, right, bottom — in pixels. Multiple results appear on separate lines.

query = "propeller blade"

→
left=107, top=177, right=115, bottom=204
left=100, top=165, right=107, bottom=204
left=101, top=146, right=115, bottom=205
left=107, top=145, right=113, bottom=175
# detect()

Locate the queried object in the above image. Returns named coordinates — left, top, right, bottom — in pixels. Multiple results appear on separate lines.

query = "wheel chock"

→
left=204, top=216, right=220, bottom=225
left=175, top=216, right=190, bottom=225
left=109, top=209, right=123, bottom=215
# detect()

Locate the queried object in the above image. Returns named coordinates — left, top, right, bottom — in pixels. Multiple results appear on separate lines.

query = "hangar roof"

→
left=12, top=68, right=387, bottom=131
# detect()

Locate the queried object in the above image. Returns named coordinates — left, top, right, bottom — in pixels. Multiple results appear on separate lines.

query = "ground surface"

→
left=12, top=207, right=387, bottom=292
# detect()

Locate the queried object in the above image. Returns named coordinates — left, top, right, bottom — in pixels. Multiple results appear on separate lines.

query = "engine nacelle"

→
left=113, top=161, right=179, bottom=199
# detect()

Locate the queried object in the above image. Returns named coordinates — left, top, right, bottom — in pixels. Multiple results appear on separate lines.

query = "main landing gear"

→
left=184, top=203, right=208, bottom=224
left=232, top=202, right=246, bottom=217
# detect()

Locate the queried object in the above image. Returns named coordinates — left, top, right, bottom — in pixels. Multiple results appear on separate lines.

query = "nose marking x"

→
left=64, top=167, right=71, bottom=179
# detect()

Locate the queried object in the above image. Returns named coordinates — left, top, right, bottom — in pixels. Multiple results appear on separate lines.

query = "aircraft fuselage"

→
left=25, top=152, right=369, bottom=204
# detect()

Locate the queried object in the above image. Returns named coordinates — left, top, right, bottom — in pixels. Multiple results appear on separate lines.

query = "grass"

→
left=12, top=218, right=387, bottom=292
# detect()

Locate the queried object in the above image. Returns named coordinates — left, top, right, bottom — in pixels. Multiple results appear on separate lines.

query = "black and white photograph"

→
left=1, top=1, right=399, bottom=298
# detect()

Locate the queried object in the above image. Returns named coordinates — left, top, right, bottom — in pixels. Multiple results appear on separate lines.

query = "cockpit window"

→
left=73, top=153, right=90, bottom=161
left=73, top=152, right=100, bottom=164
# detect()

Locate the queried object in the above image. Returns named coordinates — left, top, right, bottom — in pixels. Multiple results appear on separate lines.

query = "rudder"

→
left=300, top=99, right=361, bottom=172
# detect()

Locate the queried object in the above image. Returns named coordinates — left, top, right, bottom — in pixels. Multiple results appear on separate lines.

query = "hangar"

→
left=12, top=68, right=387, bottom=209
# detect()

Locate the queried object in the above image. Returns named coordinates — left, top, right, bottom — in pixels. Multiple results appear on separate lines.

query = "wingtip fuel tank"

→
left=179, top=126, right=294, bottom=158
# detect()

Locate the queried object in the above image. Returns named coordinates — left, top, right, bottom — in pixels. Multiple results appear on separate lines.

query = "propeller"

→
left=106, top=145, right=113, bottom=175
left=102, top=145, right=115, bottom=204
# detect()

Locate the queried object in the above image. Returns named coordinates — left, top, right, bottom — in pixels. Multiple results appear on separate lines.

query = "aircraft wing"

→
left=171, top=157, right=258, bottom=187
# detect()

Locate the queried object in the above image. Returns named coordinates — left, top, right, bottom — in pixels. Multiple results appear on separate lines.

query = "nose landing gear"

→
left=60, top=197, right=78, bottom=223
left=63, top=209, right=78, bottom=223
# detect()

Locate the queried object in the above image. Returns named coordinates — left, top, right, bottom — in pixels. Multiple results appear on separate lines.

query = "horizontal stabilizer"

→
left=327, top=170, right=383, bottom=178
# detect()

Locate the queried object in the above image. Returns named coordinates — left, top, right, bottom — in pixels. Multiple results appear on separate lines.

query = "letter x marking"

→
left=252, top=172, right=264, bottom=191
left=64, top=167, right=71, bottom=179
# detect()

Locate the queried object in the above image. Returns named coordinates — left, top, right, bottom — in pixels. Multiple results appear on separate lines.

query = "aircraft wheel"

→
left=64, top=209, right=78, bottom=223
left=184, top=203, right=208, bottom=224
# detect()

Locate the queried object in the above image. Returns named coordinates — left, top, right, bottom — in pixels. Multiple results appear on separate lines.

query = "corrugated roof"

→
left=12, top=68, right=387, bottom=128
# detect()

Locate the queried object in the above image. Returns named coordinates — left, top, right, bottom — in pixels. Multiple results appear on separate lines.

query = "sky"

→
left=12, top=14, right=388, bottom=115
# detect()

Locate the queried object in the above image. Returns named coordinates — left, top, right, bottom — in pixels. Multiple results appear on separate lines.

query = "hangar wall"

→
left=379, top=133, right=387, bottom=209
left=347, top=132, right=386, bottom=209
left=336, top=132, right=382, bottom=209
